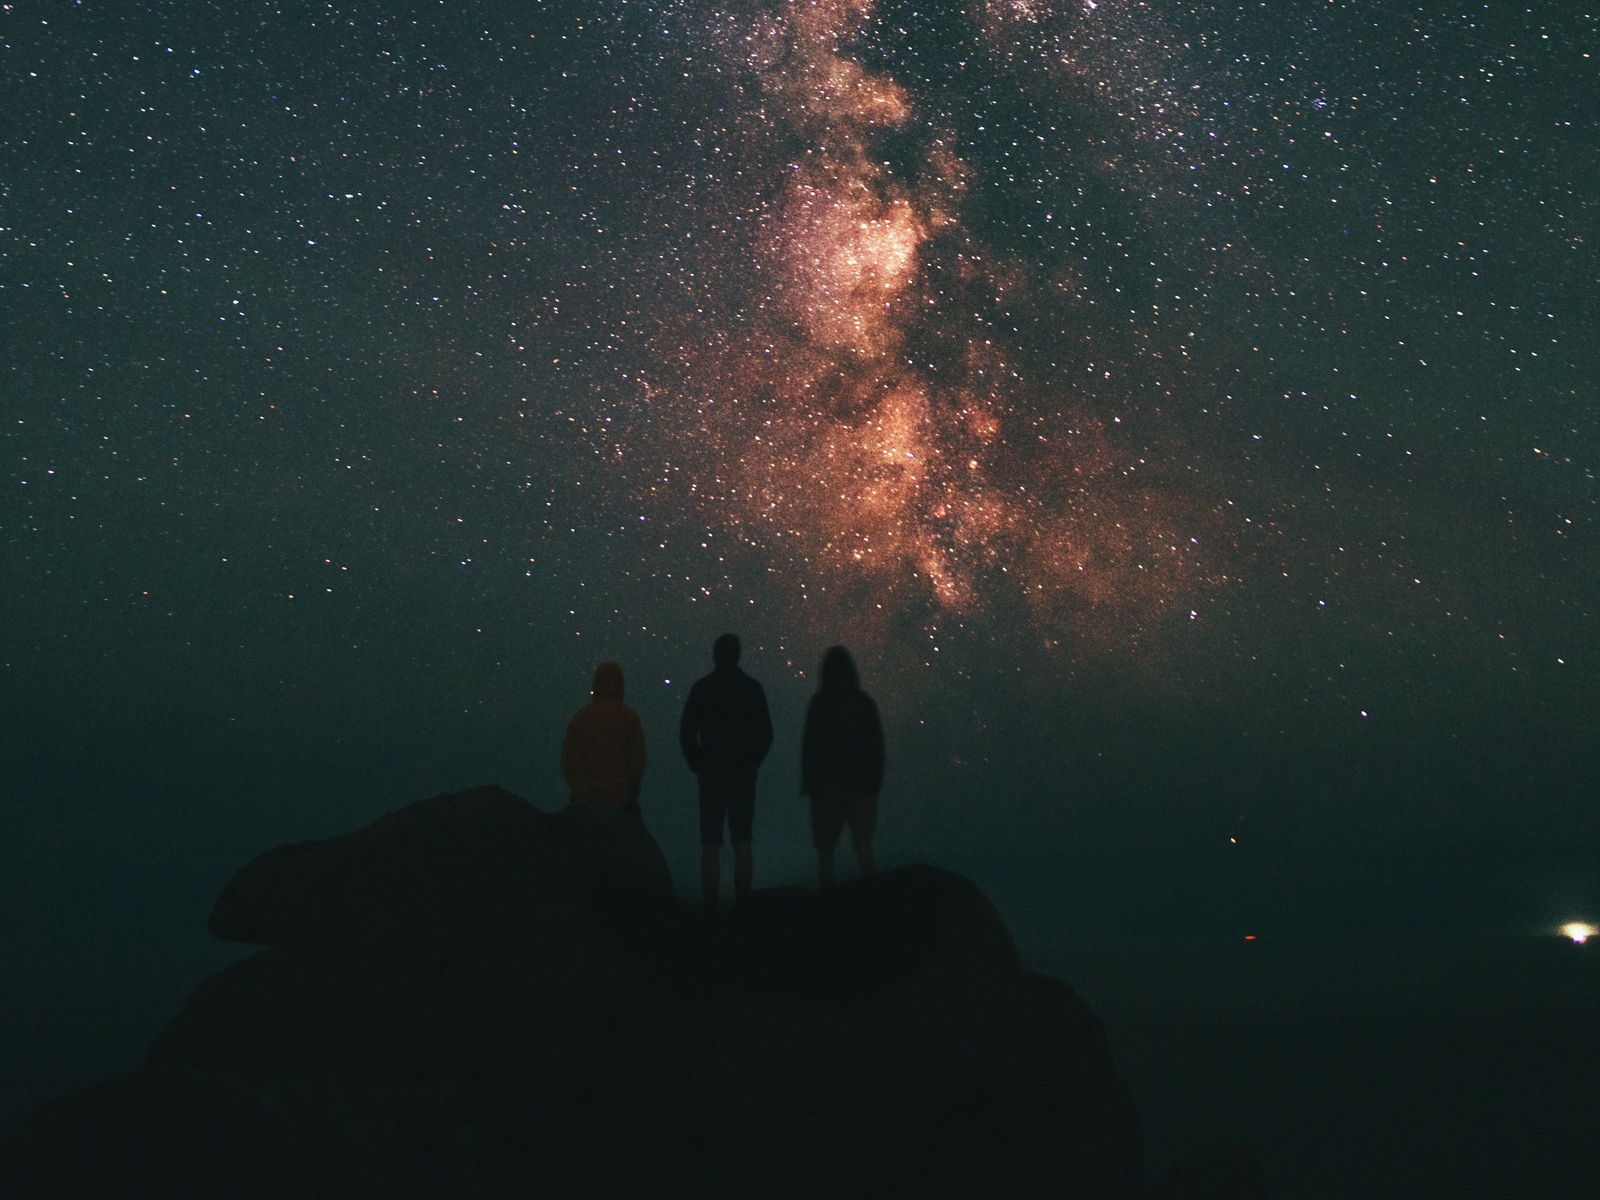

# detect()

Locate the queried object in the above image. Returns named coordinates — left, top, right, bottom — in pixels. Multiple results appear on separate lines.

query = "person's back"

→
left=800, top=646, right=883, bottom=890
left=800, top=685, right=884, bottom=798
left=561, top=662, right=647, bottom=807
left=680, top=634, right=773, bottom=915
left=681, top=667, right=771, bottom=781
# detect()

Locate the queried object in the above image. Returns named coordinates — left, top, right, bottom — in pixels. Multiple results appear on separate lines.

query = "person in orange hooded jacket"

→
left=560, top=662, right=647, bottom=807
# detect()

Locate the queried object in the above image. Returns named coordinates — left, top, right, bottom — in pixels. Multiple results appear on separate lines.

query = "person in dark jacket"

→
left=561, top=662, right=647, bottom=807
left=800, top=645, right=884, bottom=891
left=679, top=634, right=774, bottom=916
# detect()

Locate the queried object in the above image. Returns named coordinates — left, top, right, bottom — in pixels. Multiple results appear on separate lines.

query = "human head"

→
left=712, top=633, right=741, bottom=668
left=591, top=662, right=624, bottom=700
left=819, top=645, right=859, bottom=690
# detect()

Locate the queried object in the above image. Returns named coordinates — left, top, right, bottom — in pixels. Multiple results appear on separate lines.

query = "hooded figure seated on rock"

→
left=561, top=662, right=647, bottom=808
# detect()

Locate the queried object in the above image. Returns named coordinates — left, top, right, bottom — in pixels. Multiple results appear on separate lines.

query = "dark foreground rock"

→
left=1, top=785, right=1143, bottom=1199
left=1154, top=1139, right=1268, bottom=1200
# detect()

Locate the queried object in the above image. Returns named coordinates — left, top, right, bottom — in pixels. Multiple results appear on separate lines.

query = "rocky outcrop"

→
left=1, top=785, right=1143, bottom=1199
left=207, top=786, right=675, bottom=963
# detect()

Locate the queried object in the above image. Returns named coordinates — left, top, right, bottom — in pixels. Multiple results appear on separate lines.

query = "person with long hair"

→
left=800, top=646, right=884, bottom=891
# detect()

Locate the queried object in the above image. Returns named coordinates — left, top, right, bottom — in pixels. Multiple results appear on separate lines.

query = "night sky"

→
left=3, top=0, right=1598, bottom=1171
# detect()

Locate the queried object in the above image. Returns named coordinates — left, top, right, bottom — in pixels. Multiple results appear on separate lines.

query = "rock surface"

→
left=207, top=785, right=675, bottom=963
left=1, top=785, right=1144, bottom=1199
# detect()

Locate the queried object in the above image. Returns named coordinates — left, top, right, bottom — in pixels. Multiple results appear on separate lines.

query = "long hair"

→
left=819, top=646, right=859, bottom=690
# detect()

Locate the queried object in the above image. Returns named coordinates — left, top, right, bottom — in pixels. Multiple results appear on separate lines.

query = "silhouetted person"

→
left=561, top=662, right=647, bottom=808
left=680, top=634, right=774, bottom=916
left=801, top=646, right=884, bottom=891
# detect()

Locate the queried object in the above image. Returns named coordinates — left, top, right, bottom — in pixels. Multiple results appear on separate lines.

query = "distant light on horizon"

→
left=1559, top=922, right=1596, bottom=945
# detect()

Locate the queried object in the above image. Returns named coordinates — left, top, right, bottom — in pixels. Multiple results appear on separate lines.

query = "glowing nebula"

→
left=650, top=0, right=1212, bottom=645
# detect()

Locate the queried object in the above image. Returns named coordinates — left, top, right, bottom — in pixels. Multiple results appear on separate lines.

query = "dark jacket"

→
left=800, top=651, right=884, bottom=797
left=679, top=665, right=774, bottom=781
left=561, top=663, right=647, bottom=805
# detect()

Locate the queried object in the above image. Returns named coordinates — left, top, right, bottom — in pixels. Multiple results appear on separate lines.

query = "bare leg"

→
left=700, top=846, right=720, bottom=918
left=817, top=850, right=836, bottom=892
left=854, top=836, right=876, bottom=879
left=732, top=842, right=753, bottom=905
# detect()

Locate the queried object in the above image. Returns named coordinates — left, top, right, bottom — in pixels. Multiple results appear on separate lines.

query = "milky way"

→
left=531, top=0, right=1590, bottom=689
left=5, top=0, right=1595, bottom=712
left=633, top=0, right=1223, bottom=654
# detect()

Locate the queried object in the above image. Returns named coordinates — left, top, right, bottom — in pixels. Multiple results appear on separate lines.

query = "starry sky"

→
left=2, top=0, right=1597, bottom=1045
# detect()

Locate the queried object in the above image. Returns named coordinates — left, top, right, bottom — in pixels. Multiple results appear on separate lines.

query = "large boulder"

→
left=1, top=786, right=1143, bottom=1200
left=207, top=785, right=675, bottom=965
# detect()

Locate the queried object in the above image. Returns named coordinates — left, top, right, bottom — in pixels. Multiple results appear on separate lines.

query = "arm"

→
left=678, top=686, right=702, bottom=775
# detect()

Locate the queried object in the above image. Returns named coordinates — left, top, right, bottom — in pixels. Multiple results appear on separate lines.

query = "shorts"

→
left=699, top=775, right=756, bottom=846
left=809, top=786, right=878, bottom=853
